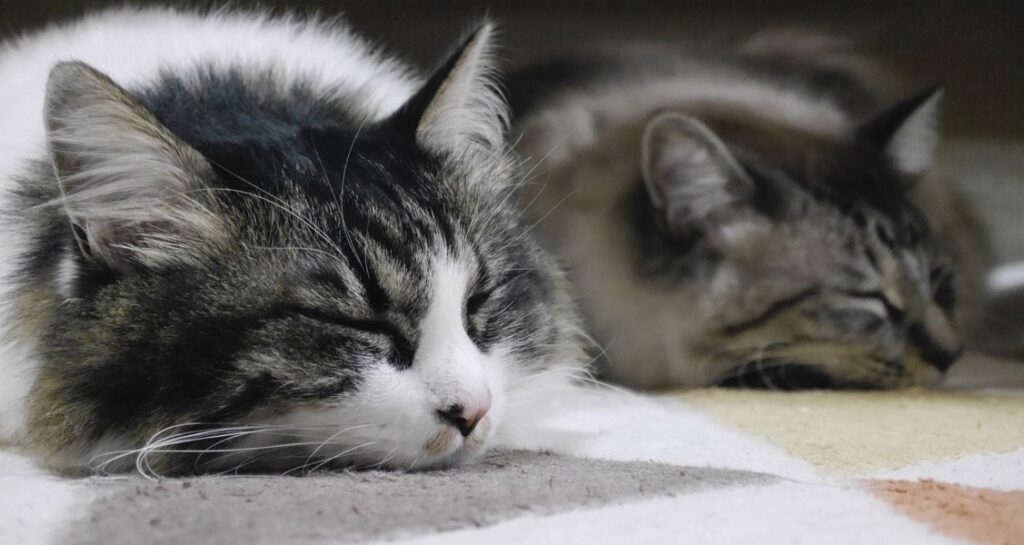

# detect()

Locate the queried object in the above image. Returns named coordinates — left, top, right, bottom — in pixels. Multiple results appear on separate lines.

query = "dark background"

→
left=2, top=1, right=1022, bottom=139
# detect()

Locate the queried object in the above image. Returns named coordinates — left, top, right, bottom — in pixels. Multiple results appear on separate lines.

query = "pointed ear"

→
left=45, top=61, right=227, bottom=272
left=641, top=112, right=756, bottom=234
left=388, top=23, right=507, bottom=157
left=858, top=86, right=943, bottom=178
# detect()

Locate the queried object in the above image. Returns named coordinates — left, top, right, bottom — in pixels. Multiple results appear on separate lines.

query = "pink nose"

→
left=437, top=394, right=491, bottom=437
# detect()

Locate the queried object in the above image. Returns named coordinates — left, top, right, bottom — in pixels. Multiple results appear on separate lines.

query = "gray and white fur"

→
left=508, top=32, right=989, bottom=389
left=0, top=8, right=584, bottom=474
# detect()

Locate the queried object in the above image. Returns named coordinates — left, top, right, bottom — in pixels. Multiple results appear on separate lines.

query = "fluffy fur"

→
left=0, top=8, right=583, bottom=474
left=507, top=34, right=989, bottom=389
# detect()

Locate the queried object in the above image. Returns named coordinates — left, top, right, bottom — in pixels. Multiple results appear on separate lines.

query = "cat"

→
left=506, top=32, right=989, bottom=390
left=0, top=8, right=583, bottom=475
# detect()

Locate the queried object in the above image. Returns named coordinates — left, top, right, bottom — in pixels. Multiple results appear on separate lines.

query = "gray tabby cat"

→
left=0, top=9, right=582, bottom=475
left=507, top=34, right=988, bottom=389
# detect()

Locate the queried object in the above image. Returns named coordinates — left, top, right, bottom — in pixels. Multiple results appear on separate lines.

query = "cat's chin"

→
left=405, top=444, right=490, bottom=472
left=397, top=415, right=496, bottom=471
left=291, top=410, right=498, bottom=473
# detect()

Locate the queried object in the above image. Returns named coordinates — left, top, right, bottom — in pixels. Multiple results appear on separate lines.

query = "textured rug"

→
left=3, top=352, right=1022, bottom=545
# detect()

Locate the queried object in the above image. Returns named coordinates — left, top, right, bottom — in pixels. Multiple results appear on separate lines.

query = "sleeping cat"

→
left=0, top=9, right=582, bottom=474
left=507, top=34, right=988, bottom=390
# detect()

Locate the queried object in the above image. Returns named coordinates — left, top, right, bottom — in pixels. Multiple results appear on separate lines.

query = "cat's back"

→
left=506, top=34, right=989, bottom=387
left=0, top=7, right=416, bottom=194
left=506, top=35, right=888, bottom=279
left=508, top=34, right=901, bottom=165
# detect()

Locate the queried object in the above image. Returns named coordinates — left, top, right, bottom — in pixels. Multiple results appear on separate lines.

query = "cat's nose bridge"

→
left=416, top=326, right=490, bottom=403
left=424, top=343, right=492, bottom=436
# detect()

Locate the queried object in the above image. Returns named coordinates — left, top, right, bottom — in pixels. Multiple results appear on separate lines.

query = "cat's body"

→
left=0, top=9, right=582, bottom=474
left=508, top=34, right=988, bottom=389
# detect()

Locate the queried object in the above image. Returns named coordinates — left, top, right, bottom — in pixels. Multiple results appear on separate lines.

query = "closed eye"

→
left=464, top=271, right=526, bottom=349
left=465, top=288, right=494, bottom=319
left=721, top=287, right=820, bottom=335
left=466, top=270, right=524, bottom=318
left=283, top=305, right=415, bottom=368
left=824, top=307, right=887, bottom=333
left=839, top=289, right=905, bottom=321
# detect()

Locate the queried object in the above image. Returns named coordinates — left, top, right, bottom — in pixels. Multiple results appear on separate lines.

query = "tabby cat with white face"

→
left=508, top=36, right=987, bottom=389
left=0, top=9, right=582, bottom=474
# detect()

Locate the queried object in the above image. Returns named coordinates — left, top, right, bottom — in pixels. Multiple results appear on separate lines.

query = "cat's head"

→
left=635, top=88, right=961, bottom=388
left=29, top=25, right=581, bottom=474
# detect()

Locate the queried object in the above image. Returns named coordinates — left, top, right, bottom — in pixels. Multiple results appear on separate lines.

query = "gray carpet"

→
left=61, top=451, right=773, bottom=545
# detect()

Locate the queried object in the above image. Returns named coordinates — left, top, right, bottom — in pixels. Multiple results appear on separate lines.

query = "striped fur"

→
left=0, top=9, right=583, bottom=474
left=508, top=35, right=988, bottom=389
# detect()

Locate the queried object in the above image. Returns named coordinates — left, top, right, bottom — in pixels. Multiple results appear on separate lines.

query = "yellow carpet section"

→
left=680, top=389, right=1024, bottom=474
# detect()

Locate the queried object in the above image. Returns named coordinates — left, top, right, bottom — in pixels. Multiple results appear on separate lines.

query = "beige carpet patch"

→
left=680, top=389, right=1024, bottom=474
left=870, top=479, right=1024, bottom=545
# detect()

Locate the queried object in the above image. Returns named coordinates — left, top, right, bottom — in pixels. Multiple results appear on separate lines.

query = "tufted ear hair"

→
left=44, top=61, right=228, bottom=272
left=641, top=112, right=757, bottom=235
left=387, top=23, right=508, bottom=159
left=857, top=86, right=943, bottom=179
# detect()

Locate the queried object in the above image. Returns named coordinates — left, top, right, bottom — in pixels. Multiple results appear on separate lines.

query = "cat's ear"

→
left=389, top=23, right=507, bottom=158
left=641, top=112, right=756, bottom=234
left=45, top=61, right=227, bottom=272
left=857, top=86, right=943, bottom=178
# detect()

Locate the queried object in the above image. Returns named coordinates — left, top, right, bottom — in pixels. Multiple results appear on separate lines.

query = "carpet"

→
left=3, top=352, right=1022, bottom=545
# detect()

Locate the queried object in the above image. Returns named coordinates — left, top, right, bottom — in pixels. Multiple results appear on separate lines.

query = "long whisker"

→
left=329, top=118, right=369, bottom=274
left=292, top=440, right=380, bottom=474
left=180, top=187, right=347, bottom=259
left=91, top=423, right=374, bottom=477
left=301, top=424, right=379, bottom=469
left=244, top=244, right=350, bottom=269
left=370, top=446, right=401, bottom=470
left=514, top=126, right=582, bottom=194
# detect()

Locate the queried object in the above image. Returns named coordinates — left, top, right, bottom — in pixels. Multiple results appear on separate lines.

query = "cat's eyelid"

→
left=286, top=305, right=408, bottom=340
left=841, top=289, right=886, bottom=299
left=839, top=296, right=887, bottom=317
left=838, top=289, right=905, bottom=319
left=465, top=286, right=495, bottom=317
left=474, top=270, right=512, bottom=294
left=466, top=269, right=521, bottom=312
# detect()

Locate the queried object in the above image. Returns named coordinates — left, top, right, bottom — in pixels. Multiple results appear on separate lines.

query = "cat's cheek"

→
left=477, top=349, right=509, bottom=433
left=339, top=366, right=445, bottom=464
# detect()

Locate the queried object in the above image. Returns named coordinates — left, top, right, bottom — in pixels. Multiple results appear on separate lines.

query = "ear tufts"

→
left=45, top=61, right=227, bottom=272
left=388, top=23, right=508, bottom=158
left=858, top=85, right=943, bottom=177
left=641, top=112, right=756, bottom=234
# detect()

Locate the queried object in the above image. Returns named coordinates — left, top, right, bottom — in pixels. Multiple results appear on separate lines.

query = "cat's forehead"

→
left=135, top=69, right=449, bottom=203
left=698, top=107, right=913, bottom=219
left=735, top=138, right=932, bottom=254
left=722, top=196, right=934, bottom=278
left=132, top=68, right=523, bottom=302
left=777, top=205, right=939, bottom=291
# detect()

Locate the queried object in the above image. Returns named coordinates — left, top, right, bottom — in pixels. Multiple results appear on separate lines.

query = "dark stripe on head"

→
left=721, top=288, right=820, bottom=336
